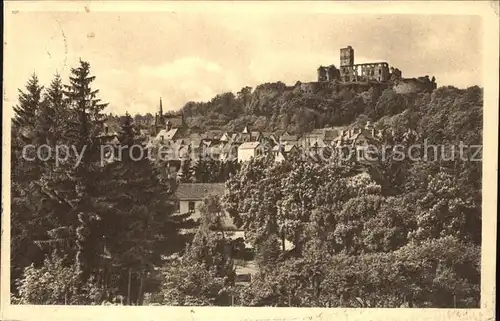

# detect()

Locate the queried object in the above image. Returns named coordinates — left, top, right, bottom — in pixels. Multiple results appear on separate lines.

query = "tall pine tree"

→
left=61, top=59, right=109, bottom=282
left=97, top=113, right=194, bottom=304
left=10, top=73, right=46, bottom=294
left=12, top=73, right=44, bottom=129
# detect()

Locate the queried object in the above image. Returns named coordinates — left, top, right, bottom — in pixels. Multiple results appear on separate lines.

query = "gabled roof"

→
left=239, top=132, right=252, bottom=141
left=238, top=142, right=260, bottom=149
left=97, top=130, right=119, bottom=138
left=156, top=128, right=179, bottom=141
left=250, top=131, right=261, bottom=138
left=219, top=133, right=231, bottom=141
left=272, top=143, right=297, bottom=152
left=175, top=183, right=226, bottom=201
left=280, top=132, right=298, bottom=141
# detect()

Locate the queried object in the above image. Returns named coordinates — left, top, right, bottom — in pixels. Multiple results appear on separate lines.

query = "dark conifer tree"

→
left=13, top=73, right=44, bottom=129
left=180, top=158, right=193, bottom=183
left=96, top=113, right=194, bottom=304
left=60, top=59, right=109, bottom=282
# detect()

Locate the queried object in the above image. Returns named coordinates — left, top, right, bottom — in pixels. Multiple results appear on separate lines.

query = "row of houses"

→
left=136, top=122, right=399, bottom=163
left=100, top=116, right=418, bottom=167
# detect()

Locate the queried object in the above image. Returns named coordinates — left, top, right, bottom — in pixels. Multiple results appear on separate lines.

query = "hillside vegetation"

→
left=180, top=82, right=452, bottom=134
left=10, top=59, right=483, bottom=307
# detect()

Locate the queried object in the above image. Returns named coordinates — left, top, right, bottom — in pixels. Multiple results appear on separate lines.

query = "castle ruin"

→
left=316, top=46, right=436, bottom=94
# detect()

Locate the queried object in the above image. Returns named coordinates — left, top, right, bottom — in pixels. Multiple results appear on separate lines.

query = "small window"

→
left=188, top=201, right=195, bottom=212
left=161, top=135, right=164, bottom=141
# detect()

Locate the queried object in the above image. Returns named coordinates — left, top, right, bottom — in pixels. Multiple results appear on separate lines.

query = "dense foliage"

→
left=220, top=85, right=482, bottom=308
left=180, top=82, right=409, bottom=134
left=10, top=61, right=192, bottom=305
left=10, top=60, right=482, bottom=307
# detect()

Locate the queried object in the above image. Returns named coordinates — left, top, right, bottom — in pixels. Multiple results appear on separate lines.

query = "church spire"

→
left=159, top=97, right=165, bottom=125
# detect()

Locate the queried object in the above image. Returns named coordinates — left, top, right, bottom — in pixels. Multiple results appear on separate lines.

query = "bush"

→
left=14, top=252, right=105, bottom=305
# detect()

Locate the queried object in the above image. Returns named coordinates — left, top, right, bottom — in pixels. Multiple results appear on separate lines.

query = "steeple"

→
left=158, top=97, right=165, bottom=125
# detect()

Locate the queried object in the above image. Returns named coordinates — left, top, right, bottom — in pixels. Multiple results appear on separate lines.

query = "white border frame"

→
left=2, top=1, right=498, bottom=320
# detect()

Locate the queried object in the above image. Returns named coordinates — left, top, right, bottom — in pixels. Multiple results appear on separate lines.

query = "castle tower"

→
left=340, top=46, right=354, bottom=67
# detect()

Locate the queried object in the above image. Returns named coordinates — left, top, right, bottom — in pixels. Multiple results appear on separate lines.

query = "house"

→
left=304, top=138, right=332, bottom=160
left=174, top=183, right=236, bottom=230
left=279, top=131, right=299, bottom=144
left=250, top=131, right=262, bottom=142
left=260, top=132, right=279, bottom=145
left=239, top=126, right=264, bottom=143
left=322, top=129, right=340, bottom=144
left=97, top=125, right=120, bottom=145
left=207, top=143, right=223, bottom=160
left=273, top=144, right=299, bottom=162
left=329, top=124, right=380, bottom=162
left=239, top=132, right=252, bottom=143
left=237, top=142, right=261, bottom=162
left=220, top=132, right=235, bottom=143
left=155, top=128, right=180, bottom=142
left=219, top=142, right=239, bottom=162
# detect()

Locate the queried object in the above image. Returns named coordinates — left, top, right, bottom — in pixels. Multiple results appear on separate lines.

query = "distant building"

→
left=153, top=97, right=185, bottom=135
left=279, top=131, right=298, bottom=144
left=318, top=46, right=396, bottom=83
left=174, top=183, right=236, bottom=229
left=273, top=144, right=299, bottom=163
left=155, top=128, right=180, bottom=142
left=238, top=142, right=261, bottom=162
left=316, top=45, right=436, bottom=92
left=97, top=124, right=120, bottom=145
left=339, top=46, right=390, bottom=82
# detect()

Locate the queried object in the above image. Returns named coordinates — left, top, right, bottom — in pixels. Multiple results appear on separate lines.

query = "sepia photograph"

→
left=1, top=1, right=498, bottom=321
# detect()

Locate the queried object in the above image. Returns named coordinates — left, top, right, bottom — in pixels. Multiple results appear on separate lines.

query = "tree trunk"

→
left=137, top=270, right=144, bottom=306
left=127, top=268, right=132, bottom=305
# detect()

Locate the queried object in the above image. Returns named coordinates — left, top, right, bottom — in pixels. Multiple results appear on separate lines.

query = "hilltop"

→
left=178, top=81, right=481, bottom=136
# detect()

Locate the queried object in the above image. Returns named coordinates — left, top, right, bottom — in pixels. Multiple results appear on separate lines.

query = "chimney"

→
left=104, top=125, right=109, bottom=135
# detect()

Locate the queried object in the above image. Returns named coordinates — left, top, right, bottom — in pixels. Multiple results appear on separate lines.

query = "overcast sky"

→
left=4, top=10, right=482, bottom=115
